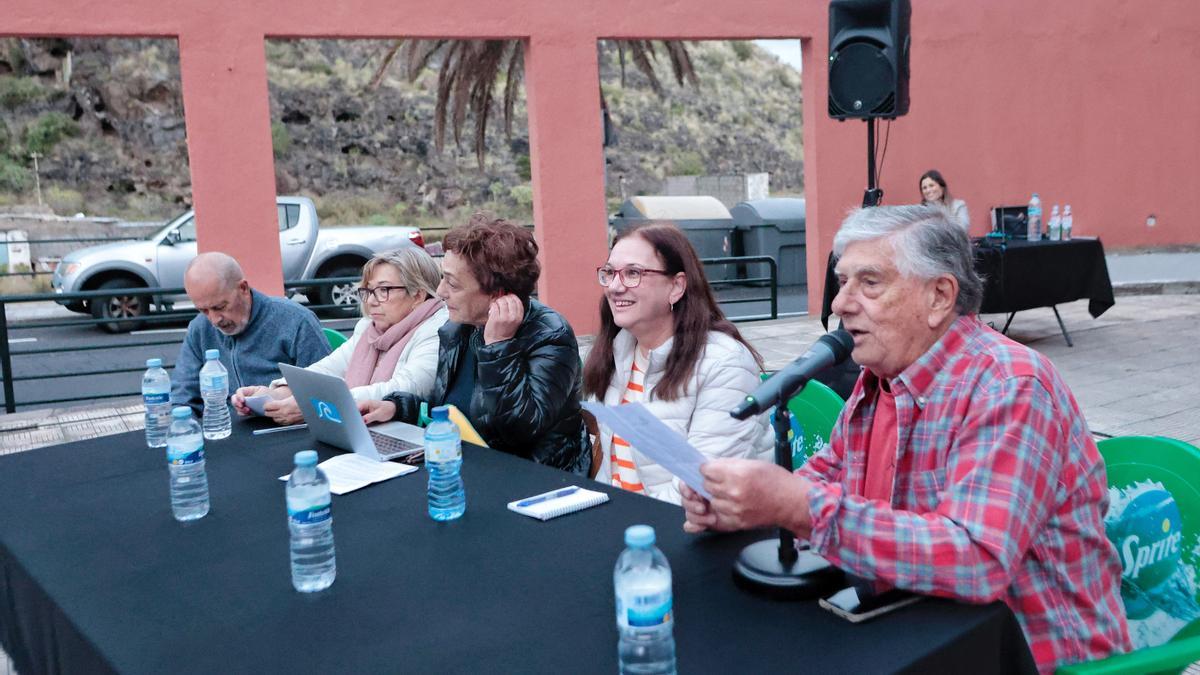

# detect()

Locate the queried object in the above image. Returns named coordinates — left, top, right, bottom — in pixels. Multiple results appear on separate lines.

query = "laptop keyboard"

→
left=369, top=431, right=423, bottom=462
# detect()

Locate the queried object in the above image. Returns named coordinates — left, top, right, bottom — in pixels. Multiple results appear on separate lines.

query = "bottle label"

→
left=167, top=439, right=204, bottom=465
left=426, top=437, right=462, bottom=463
left=144, top=392, right=170, bottom=406
left=289, top=502, right=332, bottom=525
left=201, top=373, right=227, bottom=391
left=617, top=588, right=673, bottom=628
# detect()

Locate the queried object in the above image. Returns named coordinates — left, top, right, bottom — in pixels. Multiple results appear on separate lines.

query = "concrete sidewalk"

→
left=4, top=292, right=1200, bottom=452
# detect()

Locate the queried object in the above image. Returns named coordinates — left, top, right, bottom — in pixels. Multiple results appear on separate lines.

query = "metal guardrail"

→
left=0, top=256, right=777, bottom=413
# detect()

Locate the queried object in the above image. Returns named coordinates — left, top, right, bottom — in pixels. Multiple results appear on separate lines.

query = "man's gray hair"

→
left=185, top=252, right=245, bottom=291
left=359, top=246, right=442, bottom=310
left=833, top=203, right=983, bottom=314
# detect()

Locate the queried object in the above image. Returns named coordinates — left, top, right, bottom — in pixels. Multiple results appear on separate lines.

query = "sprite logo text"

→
left=1122, top=526, right=1184, bottom=581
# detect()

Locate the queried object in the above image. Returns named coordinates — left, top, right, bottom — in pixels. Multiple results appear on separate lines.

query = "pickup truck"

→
left=51, top=196, right=425, bottom=332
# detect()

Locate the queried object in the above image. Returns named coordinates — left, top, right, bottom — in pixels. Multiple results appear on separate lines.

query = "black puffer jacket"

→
left=383, top=299, right=591, bottom=475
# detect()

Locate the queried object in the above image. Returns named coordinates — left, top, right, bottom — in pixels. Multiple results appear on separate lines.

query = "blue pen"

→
left=517, top=486, right=580, bottom=508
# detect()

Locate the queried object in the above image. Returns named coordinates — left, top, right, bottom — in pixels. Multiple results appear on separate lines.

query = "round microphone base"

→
left=732, top=539, right=844, bottom=601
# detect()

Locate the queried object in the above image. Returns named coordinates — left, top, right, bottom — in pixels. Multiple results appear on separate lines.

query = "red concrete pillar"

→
left=177, top=28, right=283, bottom=295
left=524, top=35, right=607, bottom=336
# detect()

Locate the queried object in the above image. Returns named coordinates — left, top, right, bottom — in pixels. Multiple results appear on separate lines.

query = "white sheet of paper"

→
left=581, top=401, right=712, bottom=499
left=279, top=454, right=418, bottom=495
left=245, top=394, right=271, bottom=416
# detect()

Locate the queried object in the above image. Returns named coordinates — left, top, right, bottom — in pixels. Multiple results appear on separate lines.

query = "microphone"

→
left=730, top=330, right=854, bottom=420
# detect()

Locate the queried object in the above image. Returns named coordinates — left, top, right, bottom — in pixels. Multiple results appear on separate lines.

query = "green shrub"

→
left=271, top=121, right=291, bottom=157
left=46, top=186, right=85, bottom=214
left=731, top=41, right=754, bottom=62
left=508, top=184, right=534, bottom=209
left=0, top=76, right=45, bottom=109
left=670, top=150, right=705, bottom=177
left=515, top=154, right=531, bottom=181
left=0, top=156, right=29, bottom=191
left=24, top=112, right=79, bottom=155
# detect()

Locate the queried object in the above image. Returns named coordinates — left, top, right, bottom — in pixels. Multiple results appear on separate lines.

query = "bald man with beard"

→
left=171, top=252, right=330, bottom=411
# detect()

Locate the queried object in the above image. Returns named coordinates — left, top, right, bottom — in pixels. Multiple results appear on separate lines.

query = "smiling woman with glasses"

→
left=231, top=246, right=449, bottom=425
left=582, top=222, right=774, bottom=504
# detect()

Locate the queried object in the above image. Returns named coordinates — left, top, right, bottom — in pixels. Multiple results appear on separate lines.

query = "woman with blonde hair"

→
left=232, top=246, right=448, bottom=424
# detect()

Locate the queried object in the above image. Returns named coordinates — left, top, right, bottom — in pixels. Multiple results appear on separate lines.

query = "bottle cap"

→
left=146, top=358, right=162, bottom=368
left=431, top=405, right=450, bottom=421
left=625, top=524, right=655, bottom=548
left=171, top=406, right=191, bottom=419
left=294, top=450, right=318, bottom=467
left=205, top=349, right=220, bottom=360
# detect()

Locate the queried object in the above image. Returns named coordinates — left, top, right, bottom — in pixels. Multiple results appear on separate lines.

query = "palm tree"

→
left=367, top=39, right=698, bottom=165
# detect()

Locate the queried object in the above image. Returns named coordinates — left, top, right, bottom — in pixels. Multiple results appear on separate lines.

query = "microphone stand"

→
left=732, top=383, right=845, bottom=600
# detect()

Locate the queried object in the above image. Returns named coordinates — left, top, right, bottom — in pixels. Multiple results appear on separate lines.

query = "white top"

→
left=592, top=329, right=773, bottom=505
left=273, top=308, right=448, bottom=401
left=949, top=199, right=970, bottom=231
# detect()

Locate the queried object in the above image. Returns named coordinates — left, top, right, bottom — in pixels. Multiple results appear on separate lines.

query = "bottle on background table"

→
left=1027, top=192, right=1043, bottom=240
left=1062, top=204, right=1073, bottom=240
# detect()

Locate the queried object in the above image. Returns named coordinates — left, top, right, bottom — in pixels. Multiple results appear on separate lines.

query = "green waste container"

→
left=731, top=198, right=807, bottom=286
left=609, top=196, right=741, bottom=282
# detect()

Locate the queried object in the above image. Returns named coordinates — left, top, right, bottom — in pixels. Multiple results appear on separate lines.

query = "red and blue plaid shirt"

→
left=799, top=315, right=1131, bottom=673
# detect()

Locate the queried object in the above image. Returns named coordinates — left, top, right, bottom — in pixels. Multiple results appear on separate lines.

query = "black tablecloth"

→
left=821, top=238, right=1115, bottom=327
left=0, top=419, right=1036, bottom=674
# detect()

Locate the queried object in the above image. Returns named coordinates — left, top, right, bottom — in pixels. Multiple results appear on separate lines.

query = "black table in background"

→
left=0, top=419, right=1036, bottom=674
left=822, top=237, right=1115, bottom=345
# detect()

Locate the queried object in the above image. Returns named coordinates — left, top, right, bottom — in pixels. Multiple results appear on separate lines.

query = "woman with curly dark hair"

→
left=359, top=213, right=591, bottom=475
left=583, top=222, right=772, bottom=503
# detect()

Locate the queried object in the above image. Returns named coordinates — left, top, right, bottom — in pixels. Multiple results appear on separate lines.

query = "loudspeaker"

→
left=828, top=0, right=911, bottom=120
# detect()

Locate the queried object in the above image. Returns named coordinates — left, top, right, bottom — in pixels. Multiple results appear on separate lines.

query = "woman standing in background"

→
left=920, top=169, right=970, bottom=230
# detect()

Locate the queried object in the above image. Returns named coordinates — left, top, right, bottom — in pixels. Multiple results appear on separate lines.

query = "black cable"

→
left=876, top=119, right=892, bottom=186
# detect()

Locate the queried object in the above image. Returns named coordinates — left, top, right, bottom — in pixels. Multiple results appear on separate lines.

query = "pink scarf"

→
left=344, top=298, right=444, bottom=388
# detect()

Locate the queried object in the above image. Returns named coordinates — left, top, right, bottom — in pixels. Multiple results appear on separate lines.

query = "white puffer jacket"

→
left=592, top=329, right=774, bottom=504
left=275, top=308, right=448, bottom=401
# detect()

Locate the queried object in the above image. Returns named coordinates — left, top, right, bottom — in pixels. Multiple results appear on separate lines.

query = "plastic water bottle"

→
left=1062, top=204, right=1073, bottom=240
left=1047, top=204, right=1062, bottom=241
left=199, top=348, right=231, bottom=439
left=425, top=405, right=466, bottom=521
left=1027, top=193, right=1043, bottom=240
left=165, top=406, right=210, bottom=521
left=142, top=357, right=171, bottom=448
left=615, top=525, right=676, bottom=675
left=286, top=450, right=336, bottom=592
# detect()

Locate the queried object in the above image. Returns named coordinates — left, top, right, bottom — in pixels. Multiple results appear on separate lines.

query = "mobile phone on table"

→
left=819, top=585, right=922, bottom=623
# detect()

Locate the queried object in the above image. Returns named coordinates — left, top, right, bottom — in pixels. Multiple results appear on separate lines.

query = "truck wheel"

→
left=91, top=278, right=149, bottom=333
left=316, top=265, right=361, bottom=317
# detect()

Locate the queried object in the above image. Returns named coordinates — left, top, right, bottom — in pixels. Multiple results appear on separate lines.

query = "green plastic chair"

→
left=1058, top=436, right=1200, bottom=674
left=761, top=374, right=845, bottom=468
left=323, top=327, right=348, bottom=349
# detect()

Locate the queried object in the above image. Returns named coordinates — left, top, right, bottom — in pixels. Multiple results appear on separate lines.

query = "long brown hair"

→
left=582, top=222, right=762, bottom=401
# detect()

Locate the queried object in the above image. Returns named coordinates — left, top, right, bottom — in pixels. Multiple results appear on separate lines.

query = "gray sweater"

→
left=171, top=289, right=331, bottom=410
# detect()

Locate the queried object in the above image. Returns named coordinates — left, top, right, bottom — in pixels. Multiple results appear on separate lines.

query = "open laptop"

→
left=277, top=363, right=425, bottom=462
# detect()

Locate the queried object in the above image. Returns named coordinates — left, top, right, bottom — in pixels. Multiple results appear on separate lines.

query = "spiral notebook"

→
left=507, top=486, right=610, bottom=521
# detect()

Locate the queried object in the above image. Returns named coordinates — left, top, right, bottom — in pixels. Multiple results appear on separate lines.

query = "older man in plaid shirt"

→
left=681, top=204, right=1130, bottom=673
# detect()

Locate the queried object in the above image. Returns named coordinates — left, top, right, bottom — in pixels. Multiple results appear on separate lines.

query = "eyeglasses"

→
left=596, top=265, right=670, bottom=288
left=354, top=285, right=407, bottom=302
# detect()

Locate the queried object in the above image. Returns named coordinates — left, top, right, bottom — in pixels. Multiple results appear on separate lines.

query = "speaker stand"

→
left=862, top=119, right=883, bottom=207
left=731, top=402, right=844, bottom=600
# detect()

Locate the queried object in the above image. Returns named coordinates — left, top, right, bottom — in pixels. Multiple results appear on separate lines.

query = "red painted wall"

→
left=6, top=0, right=1199, bottom=323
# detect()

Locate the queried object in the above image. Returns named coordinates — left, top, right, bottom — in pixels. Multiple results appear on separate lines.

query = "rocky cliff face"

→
left=0, top=37, right=802, bottom=227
